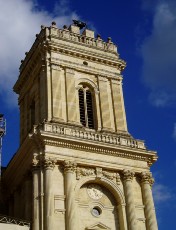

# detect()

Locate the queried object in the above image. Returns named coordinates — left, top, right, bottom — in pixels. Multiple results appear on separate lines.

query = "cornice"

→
left=48, top=41, right=125, bottom=71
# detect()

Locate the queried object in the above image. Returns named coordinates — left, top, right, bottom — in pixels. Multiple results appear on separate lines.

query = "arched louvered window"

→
left=78, top=86, right=95, bottom=129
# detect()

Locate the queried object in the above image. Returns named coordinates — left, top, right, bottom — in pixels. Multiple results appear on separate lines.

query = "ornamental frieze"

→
left=76, top=167, right=95, bottom=179
left=76, top=166, right=121, bottom=185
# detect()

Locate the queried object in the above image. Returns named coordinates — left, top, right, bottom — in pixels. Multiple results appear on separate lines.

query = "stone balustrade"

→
left=52, top=28, right=118, bottom=53
left=40, top=123, right=146, bottom=149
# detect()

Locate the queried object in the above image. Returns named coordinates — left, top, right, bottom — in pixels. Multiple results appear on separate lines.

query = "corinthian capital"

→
left=140, top=172, right=154, bottom=186
left=43, top=158, right=56, bottom=170
left=122, top=169, right=135, bottom=181
left=64, top=160, right=77, bottom=173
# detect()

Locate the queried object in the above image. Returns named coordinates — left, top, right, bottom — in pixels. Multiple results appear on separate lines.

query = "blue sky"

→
left=0, top=0, right=176, bottom=228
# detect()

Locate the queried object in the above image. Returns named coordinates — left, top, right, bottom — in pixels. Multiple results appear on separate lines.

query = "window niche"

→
left=78, top=84, right=96, bottom=129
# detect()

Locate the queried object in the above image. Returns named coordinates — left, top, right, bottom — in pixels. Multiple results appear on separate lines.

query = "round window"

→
left=92, top=207, right=102, bottom=217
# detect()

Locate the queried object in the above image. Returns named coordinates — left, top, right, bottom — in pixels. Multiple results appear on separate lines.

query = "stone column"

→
left=140, top=172, right=158, bottom=230
left=14, top=188, right=21, bottom=218
left=43, top=158, right=55, bottom=230
left=64, top=160, right=78, bottom=230
left=117, top=204, right=128, bottom=230
left=24, top=174, right=32, bottom=221
left=32, top=162, right=40, bottom=230
left=122, top=169, right=137, bottom=230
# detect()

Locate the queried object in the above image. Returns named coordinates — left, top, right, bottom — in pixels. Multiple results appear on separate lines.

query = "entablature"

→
left=50, top=59, right=123, bottom=81
left=30, top=122, right=158, bottom=166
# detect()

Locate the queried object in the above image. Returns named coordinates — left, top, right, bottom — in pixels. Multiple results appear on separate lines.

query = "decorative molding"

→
left=42, top=137, right=155, bottom=164
left=51, top=64, right=62, bottom=71
left=75, top=78, right=99, bottom=94
left=50, top=58, right=122, bottom=79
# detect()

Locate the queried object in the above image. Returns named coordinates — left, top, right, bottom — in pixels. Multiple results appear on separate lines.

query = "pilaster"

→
left=122, top=169, right=137, bottom=230
left=32, top=157, right=40, bottom=230
left=43, top=158, right=55, bottom=230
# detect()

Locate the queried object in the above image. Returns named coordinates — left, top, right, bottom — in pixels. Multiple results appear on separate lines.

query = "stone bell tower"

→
left=2, top=21, right=158, bottom=230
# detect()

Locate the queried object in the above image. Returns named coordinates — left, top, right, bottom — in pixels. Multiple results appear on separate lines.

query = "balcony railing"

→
left=39, top=123, right=146, bottom=150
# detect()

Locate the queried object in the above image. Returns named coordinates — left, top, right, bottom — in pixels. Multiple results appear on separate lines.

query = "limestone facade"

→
left=2, top=21, right=158, bottom=230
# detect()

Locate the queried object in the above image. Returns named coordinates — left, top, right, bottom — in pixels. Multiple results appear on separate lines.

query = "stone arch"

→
left=75, top=78, right=102, bottom=130
left=75, top=78, right=99, bottom=94
left=75, top=175, right=127, bottom=230
left=75, top=175, right=125, bottom=205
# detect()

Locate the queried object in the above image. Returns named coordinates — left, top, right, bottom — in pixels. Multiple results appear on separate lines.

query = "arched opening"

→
left=78, top=85, right=96, bottom=129
left=78, top=182, right=119, bottom=230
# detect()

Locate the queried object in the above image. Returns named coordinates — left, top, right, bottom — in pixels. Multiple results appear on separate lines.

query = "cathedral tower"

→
left=3, top=21, right=158, bottom=230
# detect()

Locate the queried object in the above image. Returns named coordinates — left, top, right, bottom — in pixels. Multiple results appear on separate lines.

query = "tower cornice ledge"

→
left=30, top=122, right=158, bottom=166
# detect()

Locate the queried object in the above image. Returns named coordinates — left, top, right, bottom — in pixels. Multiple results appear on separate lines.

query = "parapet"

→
left=19, top=21, right=124, bottom=73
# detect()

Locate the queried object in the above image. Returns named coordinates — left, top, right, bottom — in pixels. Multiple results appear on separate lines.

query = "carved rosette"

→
left=140, top=172, right=154, bottom=186
left=64, top=160, right=77, bottom=173
left=122, top=169, right=135, bottom=181
left=43, top=158, right=56, bottom=170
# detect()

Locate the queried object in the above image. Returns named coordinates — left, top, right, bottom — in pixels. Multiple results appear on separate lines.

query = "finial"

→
left=107, top=37, right=112, bottom=42
left=52, top=21, right=56, bottom=26
left=51, top=21, right=57, bottom=28
left=97, top=34, right=101, bottom=39
left=63, top=25, right=68, bottom=29
left=41, top=25, right=45, bottom=29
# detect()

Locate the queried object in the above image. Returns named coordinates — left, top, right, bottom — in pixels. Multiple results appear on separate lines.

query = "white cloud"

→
left=153, top=183, right=172, bottom=203
left=0, top=0, right=78, bottom=108
left=140, top=0, right=176, bottom=107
